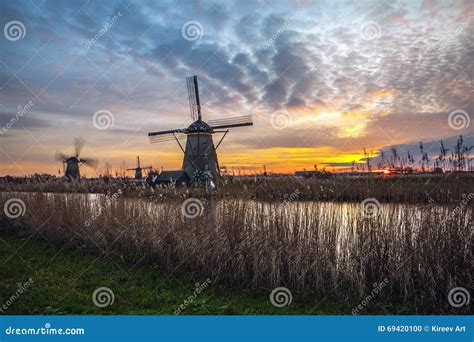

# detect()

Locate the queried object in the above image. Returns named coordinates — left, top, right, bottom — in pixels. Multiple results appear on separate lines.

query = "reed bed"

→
left=0, top=173, right=473, bottom=204
left=1, top=192, right=472, bottom=312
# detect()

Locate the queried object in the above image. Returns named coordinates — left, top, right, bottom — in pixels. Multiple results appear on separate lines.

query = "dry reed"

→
left=1, top=192, right=471, bottom=312
left=1, top=173, right=473, bottom=204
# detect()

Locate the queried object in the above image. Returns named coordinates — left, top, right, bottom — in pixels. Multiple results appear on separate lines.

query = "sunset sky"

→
left=1, top=0, right=473, bottom=176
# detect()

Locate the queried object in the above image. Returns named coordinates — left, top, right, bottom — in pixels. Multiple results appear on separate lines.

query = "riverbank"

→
left=0, top=233, right=387, bottom=315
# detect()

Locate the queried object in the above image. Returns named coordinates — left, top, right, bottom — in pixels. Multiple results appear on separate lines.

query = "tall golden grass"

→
left=1, top=192, right=471, bottom=311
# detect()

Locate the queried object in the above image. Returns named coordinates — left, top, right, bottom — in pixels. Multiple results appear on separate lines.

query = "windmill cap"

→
left=186, top=120, right=213, bottom=133
left=65, top=156, right=80, bottom=162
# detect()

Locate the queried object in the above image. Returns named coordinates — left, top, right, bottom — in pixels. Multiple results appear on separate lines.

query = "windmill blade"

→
left=81, top=157, right=98, bottom=169
left=186, top=76, right=198, bottom=121
left=74, top=137, right=86, bottom=157
left=148, top=128, right=185, bottom=137
left=55, top=151, right=67, bottom=162
left=209, top=114, right=253, bottom=129
left=186, top=76, right=201, bottom=121
left=149, top=131, right=186, bottom=144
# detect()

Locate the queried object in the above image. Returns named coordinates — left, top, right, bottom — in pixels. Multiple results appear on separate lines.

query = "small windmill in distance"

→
left=55, top=138, right=98, bottom=181
left=127, top=156, right=152, bottom=180
left=148, top=76, right=253, bottom=187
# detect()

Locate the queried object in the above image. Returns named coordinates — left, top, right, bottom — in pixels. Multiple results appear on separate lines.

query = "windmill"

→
left=55, top=138, right=98, bottom=180
left=127, top=156, right=152, bottom=180
left=148, top=76, right=253, bottom=186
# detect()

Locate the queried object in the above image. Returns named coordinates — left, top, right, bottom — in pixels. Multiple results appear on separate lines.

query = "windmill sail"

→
left=80, top=157, right=98, bottom=169
left=148, top=128, right=186, bottom=137
left=74, top=137, right=86, bottom=157
left=208, top=114, right=253, bottom=129
left=186, top=76, right=202, bottom=121
left=149, top=131, right=187, bottom=143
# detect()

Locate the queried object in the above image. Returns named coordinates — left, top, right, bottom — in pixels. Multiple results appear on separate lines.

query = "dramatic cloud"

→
left=0, top=0, right=473, bottom=175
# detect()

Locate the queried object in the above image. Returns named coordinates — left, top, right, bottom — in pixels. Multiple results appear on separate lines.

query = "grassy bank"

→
left=0, top=233, right=382, bottom=315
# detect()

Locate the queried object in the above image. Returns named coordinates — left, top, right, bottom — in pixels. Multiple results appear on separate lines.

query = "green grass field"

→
left=0, top=233, right=375, bottom=315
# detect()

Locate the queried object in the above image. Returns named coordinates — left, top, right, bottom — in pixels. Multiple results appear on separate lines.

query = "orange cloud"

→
left=371, top=87, right=396, bottom=99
